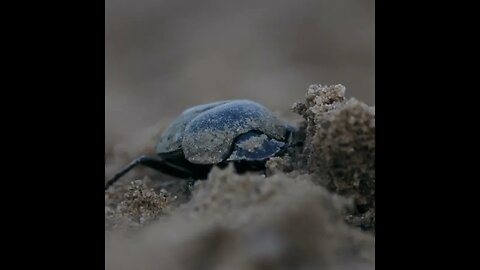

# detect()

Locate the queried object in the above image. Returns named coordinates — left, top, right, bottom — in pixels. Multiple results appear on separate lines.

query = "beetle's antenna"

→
left=105, top=155, right=195, bottom=190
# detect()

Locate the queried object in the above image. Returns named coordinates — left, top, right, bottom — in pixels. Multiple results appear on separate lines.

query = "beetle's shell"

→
left=155, top=100, right=229, bottom=155
left=155, top=100, right=288, bottom=164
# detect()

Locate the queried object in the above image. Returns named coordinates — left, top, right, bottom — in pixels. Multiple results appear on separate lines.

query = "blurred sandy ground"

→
left=105, top=0, right=375, bottom=152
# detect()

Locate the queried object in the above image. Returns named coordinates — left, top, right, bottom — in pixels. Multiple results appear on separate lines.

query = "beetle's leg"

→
left=105, top=155, right=194, bottom=190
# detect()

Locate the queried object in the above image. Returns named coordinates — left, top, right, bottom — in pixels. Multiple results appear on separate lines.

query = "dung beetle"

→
left=105, top=100, right=297, bottom=190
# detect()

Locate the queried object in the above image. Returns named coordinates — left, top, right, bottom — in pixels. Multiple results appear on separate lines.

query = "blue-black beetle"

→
left=105, top=100, right=297, bottom=190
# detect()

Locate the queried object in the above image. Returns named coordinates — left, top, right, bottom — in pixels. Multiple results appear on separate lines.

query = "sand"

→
left=105, top=84, right=375, bottom=270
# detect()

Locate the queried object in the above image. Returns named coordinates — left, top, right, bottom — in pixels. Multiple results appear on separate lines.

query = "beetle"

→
left=105, top=99, right=297, bottom=190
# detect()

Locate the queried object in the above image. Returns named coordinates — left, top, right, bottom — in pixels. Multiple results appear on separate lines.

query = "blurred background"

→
left=105, top=0, right=375, bottom=151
